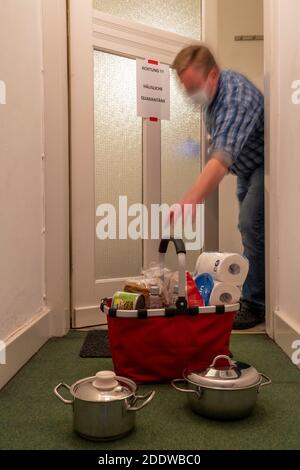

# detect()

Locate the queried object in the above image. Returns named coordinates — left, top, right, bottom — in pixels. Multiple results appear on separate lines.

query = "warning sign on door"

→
left=136, top=59, right=170, bottom=120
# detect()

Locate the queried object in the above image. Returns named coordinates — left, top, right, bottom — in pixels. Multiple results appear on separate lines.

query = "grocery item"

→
left=209, top=281, right=241, bottom=306
left=112, top=292, right=145, bottom=310
left=148, top=286, right=163, bottom=309
left=170, top=285, right=179, bottom=308
left=194, top=273, right=214, bottom=306
left=195, top=252, right=249, bottom=286
left=186, top=272, right=204, bottom=307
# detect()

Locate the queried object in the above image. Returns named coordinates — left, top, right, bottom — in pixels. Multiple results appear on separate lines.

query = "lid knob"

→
left=92, top=371, right=119, bottom=391
left=209, top=355, right=234, bottom=369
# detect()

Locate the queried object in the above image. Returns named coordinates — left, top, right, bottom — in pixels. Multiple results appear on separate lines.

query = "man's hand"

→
left=177, top=189, right=200, bottom=221
left=169, top=156, right=229, bottom=224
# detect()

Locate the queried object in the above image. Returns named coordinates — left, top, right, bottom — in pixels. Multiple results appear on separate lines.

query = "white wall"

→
left=276, top=2, right=300, bottom=327
left=0, top=0, right=69, bottom=388
left=265, top=0, right=300, bottom=352
left=217, top=0, right=264, bottom=253
left=0, top=0, right=45, bottom=340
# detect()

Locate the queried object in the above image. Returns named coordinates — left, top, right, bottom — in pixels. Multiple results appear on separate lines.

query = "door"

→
left=69, top=0, right=217, bottom=327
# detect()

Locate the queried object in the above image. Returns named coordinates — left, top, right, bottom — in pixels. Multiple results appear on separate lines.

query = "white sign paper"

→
left=136, top=59, right=170, bottom=120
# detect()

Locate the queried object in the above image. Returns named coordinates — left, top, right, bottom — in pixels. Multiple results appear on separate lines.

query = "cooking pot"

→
left=54, top=370, right=155, bottom=441
left=172, top=355, right=271, bottom=420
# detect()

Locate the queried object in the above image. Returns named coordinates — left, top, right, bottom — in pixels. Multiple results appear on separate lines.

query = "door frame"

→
left=202, top=0, right=219, bottom=251
left=69, top=0, right=219, bottom=327
left=264, top=0, right=276, bottom=340
left=51, top=0, right=274, bottom=342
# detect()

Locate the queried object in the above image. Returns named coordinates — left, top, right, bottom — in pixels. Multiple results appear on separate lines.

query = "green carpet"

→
left=0, top=332, right=300, bottom=450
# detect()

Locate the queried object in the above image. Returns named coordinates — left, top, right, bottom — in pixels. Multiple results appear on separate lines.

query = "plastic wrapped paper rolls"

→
left=209, top=281, right=241, bottom=306
left=195, top=252, right=249, bottom=286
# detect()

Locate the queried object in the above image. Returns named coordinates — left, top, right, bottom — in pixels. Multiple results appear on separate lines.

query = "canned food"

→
left=112, top=292, right=145, bottom=310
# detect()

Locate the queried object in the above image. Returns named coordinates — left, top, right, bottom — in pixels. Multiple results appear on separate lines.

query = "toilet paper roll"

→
left=209, top=282, right=241, bottom=306
left=195, top=252, right=249, bottom=286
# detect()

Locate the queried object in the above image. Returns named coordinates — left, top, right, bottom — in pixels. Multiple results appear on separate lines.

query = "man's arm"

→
left=184, top=155, right=229, bottom=204
left=169, top=154, right=228, bottom=222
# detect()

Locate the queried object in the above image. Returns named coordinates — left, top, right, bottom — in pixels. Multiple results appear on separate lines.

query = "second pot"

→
left=172, top=355, right=271, bottom=420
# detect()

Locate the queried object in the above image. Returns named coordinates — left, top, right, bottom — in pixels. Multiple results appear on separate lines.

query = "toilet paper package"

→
left=209, top=281, right=241, bottom=306
left=195, top=252, right=249, bottom=286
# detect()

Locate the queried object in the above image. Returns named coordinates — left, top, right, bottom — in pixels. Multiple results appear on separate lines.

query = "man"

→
left=172, top=45, right=265, bottom=330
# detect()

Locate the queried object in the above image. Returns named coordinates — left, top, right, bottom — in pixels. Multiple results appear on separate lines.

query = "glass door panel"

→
left=161, top=70, right=202, bottom=272
left=93, top=0, right=202, bottom=39
left=94, top=50, right=142, bottom=279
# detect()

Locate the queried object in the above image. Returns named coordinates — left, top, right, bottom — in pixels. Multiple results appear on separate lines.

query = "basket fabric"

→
left=104, top=302, right=236, bottom=384
left=102, top=238, right=238, bottom=384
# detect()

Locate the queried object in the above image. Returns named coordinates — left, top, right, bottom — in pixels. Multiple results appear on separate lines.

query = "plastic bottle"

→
left=194, top=273, right=214, bottom=306
left=148, top=286, right=163, bottom=309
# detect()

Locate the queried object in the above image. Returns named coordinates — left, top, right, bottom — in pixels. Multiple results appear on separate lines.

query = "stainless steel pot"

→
left=172, top=355, right=271, bottom=420
left=54, top=371, right=155, bottom=441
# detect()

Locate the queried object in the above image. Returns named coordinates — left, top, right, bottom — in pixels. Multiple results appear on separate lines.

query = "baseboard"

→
left=274, top=310, right=300, bottom=369
left=73, top=305, right=107, bottom=329
left=0, top=307, right=51, bottom=390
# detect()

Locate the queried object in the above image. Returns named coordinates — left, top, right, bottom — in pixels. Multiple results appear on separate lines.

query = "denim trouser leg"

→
left=237, top=166, right=265, bottom=309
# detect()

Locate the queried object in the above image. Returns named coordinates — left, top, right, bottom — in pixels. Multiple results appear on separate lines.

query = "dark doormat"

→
left=79, top=330, right=111, bottom=358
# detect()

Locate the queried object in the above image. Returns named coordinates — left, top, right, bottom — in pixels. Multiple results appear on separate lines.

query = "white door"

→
left=69, top=0, right=217, bottom=327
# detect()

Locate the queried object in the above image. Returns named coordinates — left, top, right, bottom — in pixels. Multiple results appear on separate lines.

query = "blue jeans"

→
left=237, top=165, right=265, bottom=309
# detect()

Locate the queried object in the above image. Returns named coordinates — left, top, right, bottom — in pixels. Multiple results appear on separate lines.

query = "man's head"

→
left=172, top=45, right=220, bottom=107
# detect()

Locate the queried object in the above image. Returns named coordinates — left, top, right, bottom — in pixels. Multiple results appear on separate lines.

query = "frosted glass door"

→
left=93, top=0, right=201, bottom=39
left=70, top=1, right=207, bottom=326
left=94, top=51, right=142, bottom=279
left=161, top=70, right=202, bottom=271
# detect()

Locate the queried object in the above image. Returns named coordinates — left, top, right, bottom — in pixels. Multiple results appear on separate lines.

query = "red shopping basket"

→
left=100, top=238, right=239, bottom=384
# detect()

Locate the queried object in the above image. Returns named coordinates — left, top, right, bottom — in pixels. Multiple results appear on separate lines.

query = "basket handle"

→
left=158, top=237, right=186, bottom=301
left=158, top=238, right=186, bottom=256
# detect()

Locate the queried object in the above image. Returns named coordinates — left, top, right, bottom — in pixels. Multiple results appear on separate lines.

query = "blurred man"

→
left=172, top=45, right=265, bottom=329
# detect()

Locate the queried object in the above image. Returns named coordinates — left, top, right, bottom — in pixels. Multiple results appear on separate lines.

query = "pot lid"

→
left=71, top=371, right=135, bottom=402
left=185, top=355, right=261, bottom=390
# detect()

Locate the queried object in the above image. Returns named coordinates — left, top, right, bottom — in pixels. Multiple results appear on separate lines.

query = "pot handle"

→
left=171, top=379, right=202, bottom=397
left=259, top=373, right=272, bottom=389
left=126, top=390, right=155, bottom=412
left=54, top=383, right=73, bottom=405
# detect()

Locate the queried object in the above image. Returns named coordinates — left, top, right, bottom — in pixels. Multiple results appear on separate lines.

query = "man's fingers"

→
left=163, top=202, right=198, bottom=229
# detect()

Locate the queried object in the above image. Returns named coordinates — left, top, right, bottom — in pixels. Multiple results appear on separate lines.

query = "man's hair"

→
left=172, top=44, right=217, bottom=77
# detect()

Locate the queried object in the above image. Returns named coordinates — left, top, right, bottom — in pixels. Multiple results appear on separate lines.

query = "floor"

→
left=0, top=332, right=300, bottom=450
left=233, top=322, right=266, bottom=334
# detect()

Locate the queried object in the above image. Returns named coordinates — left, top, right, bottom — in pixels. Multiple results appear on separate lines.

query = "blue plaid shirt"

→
left=205, top=70, right=264, bottom=177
